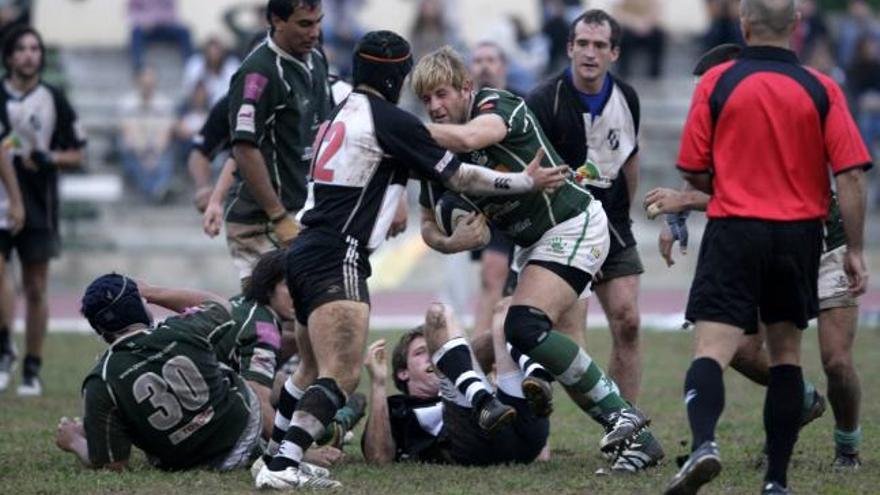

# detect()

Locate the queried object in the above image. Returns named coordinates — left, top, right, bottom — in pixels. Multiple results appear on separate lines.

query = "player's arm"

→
left=43, top=89, right=86, bottom=170
left=835, top=168, right=868, bottom=296
left=188, top=149, right=213, bottom=212
left=136, top=280, right=230, bottom=314
left=72, top=378, right=132, bottom=470
left=229, top=70, right=298, bottom=243
left=204, top=157, right=237, bottom=237
left=0, top=151, right=24, bottom=233
left=247, top=379, right=275, bottom=439
left=190, top=96, right=231, bottom=212
left=362, top=339, right=396, bottom=464
left=420, top=206, right=488, bottom=254
left=426, top=114, right=507, bottom=153
left=447, top=149, right=566, bottom=196
left=644, top=181, right=709, bottom=218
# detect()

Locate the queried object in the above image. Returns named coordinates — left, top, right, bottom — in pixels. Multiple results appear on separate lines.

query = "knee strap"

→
left=504, top=305, right=553, bottom=353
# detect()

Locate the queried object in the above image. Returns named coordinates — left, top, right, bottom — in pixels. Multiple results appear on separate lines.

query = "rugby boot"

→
left=611, top=429, right=665, bottom=473
left=521, top=375, right=554, bottom=417
left=600, top=407, right=650, bottom=452
left=664, top=440, right=722, bottom=495
left=475, top=395, right=516, bottom=434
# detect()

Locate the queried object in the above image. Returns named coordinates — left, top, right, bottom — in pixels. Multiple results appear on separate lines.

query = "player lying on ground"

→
left=644, top=41, right=862, bottom=472
left=411, top=45, right=663, bottom=472
left=134, top=250, right=365, bottom=465
left=55, top=274, right=266, bottom=472
left=254, top=30, right=570, bottom=491
left=362, top=302, right=550, bottom=466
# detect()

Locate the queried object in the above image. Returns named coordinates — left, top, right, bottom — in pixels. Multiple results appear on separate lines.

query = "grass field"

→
left=1, top=327, right=878, bottom=495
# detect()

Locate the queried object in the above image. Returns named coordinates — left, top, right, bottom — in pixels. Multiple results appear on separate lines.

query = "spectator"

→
left=543, top=0, right=570, bottom=75
left=807, top=38, right=846, bottom=86
left=703, top=0, right=744, bottom=51
left=409, top=0, right=464, bottom=61
left=792, top=0, right=829, bottom=59
left=486, top=15, right=548, bottom=93
left=613, top=0, right=666, bottom=79
left=182, top=36, right=240, bottom=107
left=222, top=2, right=269, bottom=58
left=838, top=0, right=880, bottom=70
left=321, top=0, right=365, bottom=77
left=848, top=35, right=880, bottom=205
left=173, top=79, right=211, bottom=162
left=117, top=66, right=176, bottom=203
left=0, top=0, right=28, bottom=43
left=128, top=0, right=193, bottom=72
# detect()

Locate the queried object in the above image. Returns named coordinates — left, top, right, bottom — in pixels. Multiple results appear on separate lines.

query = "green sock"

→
left=802, top=379, right=816, bottom=413
left=834, top=427, right=862, bottom=455
left=526, top=330, right=629, bottom=422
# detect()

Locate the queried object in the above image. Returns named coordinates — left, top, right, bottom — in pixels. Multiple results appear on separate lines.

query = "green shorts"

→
left=595, top=244, right=644, bottom=285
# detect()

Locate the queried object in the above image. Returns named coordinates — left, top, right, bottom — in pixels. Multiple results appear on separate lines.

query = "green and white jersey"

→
left=81, top=302, right=252, bottom=470
left=824, top=194, right=845, bottom=253
left=209, top=295, right=282, bottom=389
left=226, top=37, right=333, bottom=224
left=420, top=88, right=593, bottom=247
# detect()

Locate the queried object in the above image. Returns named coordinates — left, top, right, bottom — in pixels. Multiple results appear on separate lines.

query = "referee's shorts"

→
left=685, top=218, right=822, bottom=335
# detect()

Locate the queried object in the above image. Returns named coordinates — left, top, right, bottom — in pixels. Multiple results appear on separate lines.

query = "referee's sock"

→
left=432, top=337, right=493, bottom=409
left=684, top=357, right=725, bottom=451
left=269, top=377, right=344, bottom=472
left=764, top=364, right=803, bottom=487
left=266, top=377, right=306, bottom=457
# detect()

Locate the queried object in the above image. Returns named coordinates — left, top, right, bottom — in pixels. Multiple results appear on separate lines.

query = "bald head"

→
left=740, top=0, right=797, bottom=42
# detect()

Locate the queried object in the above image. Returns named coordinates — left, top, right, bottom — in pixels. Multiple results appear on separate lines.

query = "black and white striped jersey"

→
left=298, top=90, right=461, bottom=252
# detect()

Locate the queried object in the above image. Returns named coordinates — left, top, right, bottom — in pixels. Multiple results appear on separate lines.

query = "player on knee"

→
left=255, top=30, right=567, bottom=490
left=411, top=46, right=663, bottom=472
left=55, top=274, right=264, bottom=472
left=362, top=303, right=550, bottom=466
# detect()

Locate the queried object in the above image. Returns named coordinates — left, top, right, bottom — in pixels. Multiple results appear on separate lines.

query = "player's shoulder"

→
left=475, top=87, right=521, bottom=110
left=610, top=74, right=639, bottom=103
left=804, top=66, right=844, bottom=98
left=697, top=60, right=738, bottom=91
left=236, top=42, right=278, bottom=76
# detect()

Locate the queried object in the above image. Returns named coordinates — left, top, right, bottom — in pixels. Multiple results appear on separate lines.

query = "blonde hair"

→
left=411, top=45, right=470, bottom=97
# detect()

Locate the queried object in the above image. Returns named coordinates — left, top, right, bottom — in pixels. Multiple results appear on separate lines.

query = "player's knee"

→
left=300, top=377, right=346, bottom=424
left=504, top=305, right=552, bottom=353
left=610, top=307, right=640, bottom=344
left=23, top=283, right=46, bottom=304
left=822, top=352, right=854, bottom=382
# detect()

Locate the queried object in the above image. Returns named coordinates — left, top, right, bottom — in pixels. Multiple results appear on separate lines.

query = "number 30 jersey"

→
left=298, top=90, right=461, bottom=252
left=81, top=302, right=252, bottom=470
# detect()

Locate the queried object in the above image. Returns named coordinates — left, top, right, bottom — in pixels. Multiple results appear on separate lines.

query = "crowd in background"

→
left=56, top=0, right=880, bottom=207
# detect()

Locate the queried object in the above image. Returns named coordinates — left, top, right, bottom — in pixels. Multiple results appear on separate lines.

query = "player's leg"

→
left=18, top=259, right=48, bottom=396
left=424, top=302, right=515, bottom=433
left=818, top=305, right=862, bottom=467
left=763, top=322, right=804, bottom=490
left=0, top=247, right=15, bottom=392
left=472, top=242, right=509, bottom=336
left=267, top=321, right=316, bottom=456
left=595, top=272, right=642, bottom=403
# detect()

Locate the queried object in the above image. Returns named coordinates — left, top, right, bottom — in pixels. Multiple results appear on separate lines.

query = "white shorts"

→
left=212, top=382, right=263, bottom=471
left=818, top=245, right=857, bottom=310
left=511, top=200, right=610, bottom=299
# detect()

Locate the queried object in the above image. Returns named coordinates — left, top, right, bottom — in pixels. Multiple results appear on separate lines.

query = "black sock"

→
left=684, top=357, right=725, bottom=451
left=507, top=343, right=554, bottom=382
left=764, top=365, right=803, bottom=487
left=267, top=380, right=304, bottom=457
left=23, top=355, right=41, bottom=379
left=433, top=339, right=491, bottom=409
left=269, top=377, right=344, bottom=471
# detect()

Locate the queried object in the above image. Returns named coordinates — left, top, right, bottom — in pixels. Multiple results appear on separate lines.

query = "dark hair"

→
left=243, top=249, right=287, bottom=305
left=473, top=40, right=507, bottom=65
left=2, top=25, right=44, bottom=73
left=266, top=0, right=321, bottom=32
left=568, top=9, right=622, bottom=48
left=391, top=325, right=425, bottom=394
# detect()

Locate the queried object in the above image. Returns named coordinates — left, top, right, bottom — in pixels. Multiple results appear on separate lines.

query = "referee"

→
left=665, top=2, right=871, bottom=495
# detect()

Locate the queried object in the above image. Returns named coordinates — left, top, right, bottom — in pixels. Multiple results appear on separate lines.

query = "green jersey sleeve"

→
left=228, top=58, right=281, bottom=147
left=160, top=301, right=234, bottom=342
left=236, top=303, right=282, bottom=388
left=83, top=376, right=132, bottom=467
left=472, top=89, right=528, bottom=137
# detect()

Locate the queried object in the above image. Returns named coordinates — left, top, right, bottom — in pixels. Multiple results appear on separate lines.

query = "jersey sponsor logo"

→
left=249, top=348, right=277, bottom=380
left=236, top=104, right=256, bottom=134
left=434, top=151, right=455, bottom=174
left=255, top=321, right=281, bottom=349
left=243, top=73, right=269, bottom=101
left=607, top=128, right=621, bottom=151
left=169, top=406, right=215, bottom=445
left=479, top=102, right=496, bottom=111
left=549, top=236, right=567, bottom=254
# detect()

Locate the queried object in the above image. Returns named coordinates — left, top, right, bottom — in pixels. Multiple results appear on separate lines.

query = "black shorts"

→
left=470, top=227, right=513, bottom=262
left=0, top=228, right=60, bottom=263
left=441, top=391, right=549, bottom=467
left=685, top=218, right=822, bottom=334
left=286, top=228, right=371, bottom=325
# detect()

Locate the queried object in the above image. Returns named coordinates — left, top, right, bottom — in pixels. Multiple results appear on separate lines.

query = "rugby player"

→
left=254, top=30, right=569, bottom=490
left=362, top=302, right=550, bottom=466
left=55, top=274, right=264, bottom=472
left=411, top=45, right=663, bottom=472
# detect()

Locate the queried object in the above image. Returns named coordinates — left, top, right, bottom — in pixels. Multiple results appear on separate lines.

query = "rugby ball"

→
left=434, top=192, right=477, bottom=236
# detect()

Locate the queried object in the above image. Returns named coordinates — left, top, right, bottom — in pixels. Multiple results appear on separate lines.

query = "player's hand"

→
left=525, top=149, right=569, bottom=194
left=7, top=198, right=24, bottom=234
left=55, top=416, right=84, bottom=452
left=387, top=197, right=408, bottom=239
left=272, top=213, right=300, bottom=246
left=658, top=223, right=676, bottom=267
left=659, top=212, right=689, bottom=267
left=448, top=212, right=490, bottom=252
left=644, top=187, right=687, bottom=219
left=366, top=339, right=388, bottom=383
left=193, top=186, right=212, bottom=213
left=843, top=249, right=868, bottom=297
left=304, top=445, right=345, bottom=467
left=202, top=201, right=224, bottom=238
